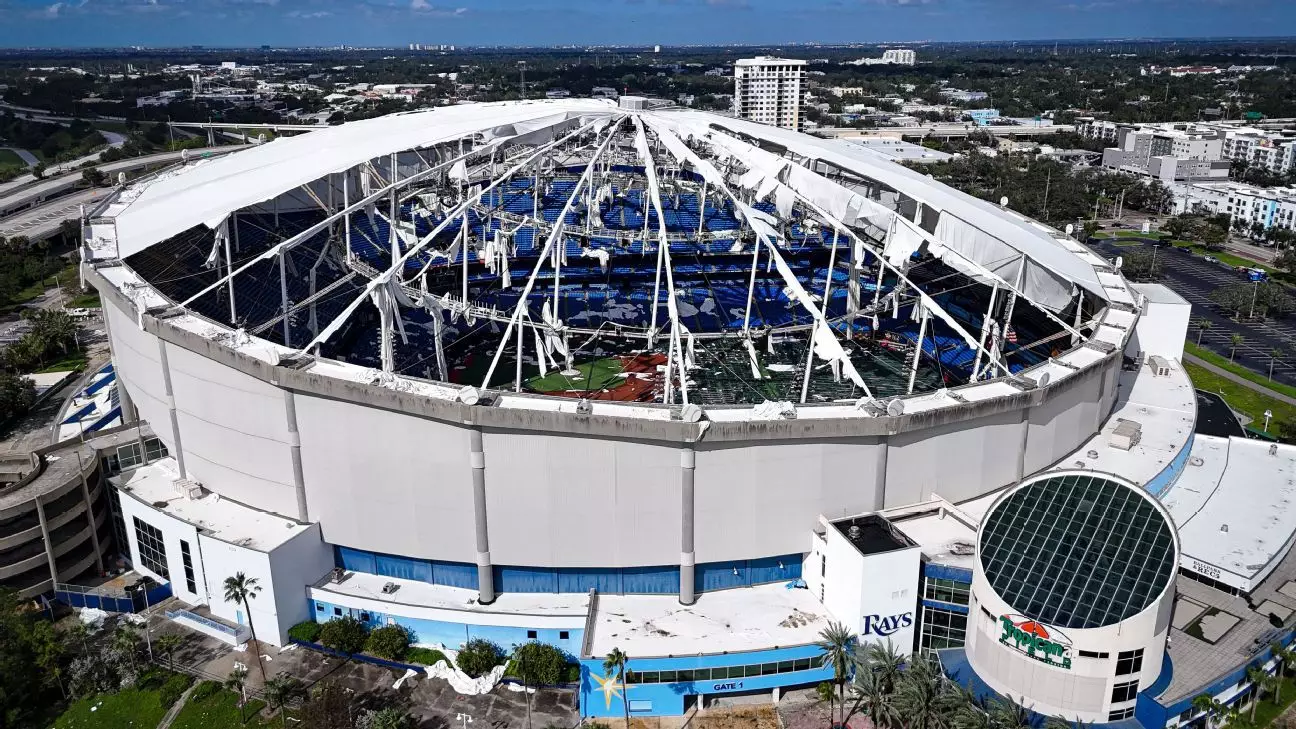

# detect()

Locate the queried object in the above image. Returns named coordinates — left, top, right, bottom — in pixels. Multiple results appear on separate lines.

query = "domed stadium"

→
left=100, top=98, right=1109, bottom=408
left=84, top=97, right=1138, bottom=643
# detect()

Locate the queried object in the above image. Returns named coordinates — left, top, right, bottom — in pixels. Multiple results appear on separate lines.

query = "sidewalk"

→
left=1184, top=352, right=1296, bottom=407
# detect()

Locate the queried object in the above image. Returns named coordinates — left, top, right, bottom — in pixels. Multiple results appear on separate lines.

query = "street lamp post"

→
left=456, top=713, right=473, bottom=729
left=1250, top=279, right=1260, bottom=320
left=1265, top=409, right=1274, bottom=433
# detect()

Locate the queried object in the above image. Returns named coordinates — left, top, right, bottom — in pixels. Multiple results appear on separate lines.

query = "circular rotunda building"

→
left=966, top=471, right=1180, bottom=723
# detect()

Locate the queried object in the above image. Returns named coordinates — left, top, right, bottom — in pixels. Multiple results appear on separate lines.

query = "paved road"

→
left=1090, top=237, right=1296, bottom=388
left=0, top=187, right=110, bottom=240
left=1184, top=352, right=1296, bottom=406
left=0, top=147, right=38, bottom=167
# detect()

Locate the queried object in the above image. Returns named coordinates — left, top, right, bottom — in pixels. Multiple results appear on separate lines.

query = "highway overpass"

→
left=815, top=124, right=1075, bottom=139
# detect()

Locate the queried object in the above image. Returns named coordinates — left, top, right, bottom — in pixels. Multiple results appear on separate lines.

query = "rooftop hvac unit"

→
left=1109, top=419, right=1143, bottom=451
left=381, top=582, right=399, bottom=595
left=1149, top=355, right=1171, bottom=377
left=329, top=567, right=345, bottom=584
left=173, top=478, right=204, bottom=500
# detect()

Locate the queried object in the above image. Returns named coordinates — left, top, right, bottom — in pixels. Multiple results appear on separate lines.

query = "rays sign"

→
left=998, top=614, right=1073, bottom=670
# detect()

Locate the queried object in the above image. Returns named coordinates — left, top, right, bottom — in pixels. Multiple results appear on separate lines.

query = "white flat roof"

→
left=312, top=569, right=589, bottom=622
left=1131, top=282, right=1190, bottom=307
left=1050, top=360, right=1196, bottom=489
left=590, top=583, right=827, bottom=658
left=113, top=459, right=310, bottom=551
left=883, top=499, right=979, bottom=570
left=1161, top=436, right=1296, bottom=588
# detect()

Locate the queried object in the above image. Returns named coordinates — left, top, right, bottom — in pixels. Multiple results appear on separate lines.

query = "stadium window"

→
left=334, top=607, right=342, bottom=617
left=1111, top=680, right=1139, bottom=703
left=144, top=437, right=168, bottom=462
left=316, top=604, right=324, bottom=612
left=117, top=443, right=144, bottom=470
left=527, top=630, right=537, bottom=639
left=1108, top=707, right=1135, bottom=722
left=1116, top=649, right=1144, bottom=676
left=1079, top=650, right=1110, bottom=659
left=132, top=516, right=169, bottom=579
left=179, top=540, right=197, bottom=595
left=559, top=631, right=569, bottom=640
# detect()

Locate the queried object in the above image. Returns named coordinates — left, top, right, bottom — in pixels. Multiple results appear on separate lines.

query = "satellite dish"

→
left=456, top=386, right=480, bottom=405
left=999, top=196, right=1009, bottom=208
left=680, top=403, right=704, bottom=423
left=1038, top=371, right=1051, bottom=387
left=117, top=172, right=127, bottom=186
left=1115, top=255, right=1124, bottom=270
left=1065, top=223, right=1074, bottom=236
left=886, top=398, right=905, bottom=417
left=257, top=133, right=267, bottom=144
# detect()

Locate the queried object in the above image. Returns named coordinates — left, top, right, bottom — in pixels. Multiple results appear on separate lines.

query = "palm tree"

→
left=950, top=684, right=991, bottom=729
left=989, top=696, right=1034, bottom=729
left=1196, top=318, right=1212, bottom=345
left=263, top=675, right=305, bottom=728
left=1270, top=348, right=1284, bottom=381
left=225, top=665, right=249, bottom=723
left=155, top=634, right=183, bottom=672
left=864, top=640, right=906, bottom=695
left=1272, top=642, right=1296, bottom=702
left=845, top=664, right=901, bottom=729
left=366, top=708, right=413, bottom=729
left=818, top=620, right=857, bottom=729
left=1191, top=694, right=1226, bottom=728
left=603, top=648, right=629, bottom=729
left=112, top=625, right=142, bottom=672
left=1230, top=333, right=1244, bottom=362
left=1246, top=665, right=1273, bottom=722
left=223, top=572, right=266, bottom=681
left=893, top=657, right=955, bottom=729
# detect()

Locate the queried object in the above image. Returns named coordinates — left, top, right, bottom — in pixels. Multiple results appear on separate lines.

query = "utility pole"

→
left=518, top=61, right=527, bottom=100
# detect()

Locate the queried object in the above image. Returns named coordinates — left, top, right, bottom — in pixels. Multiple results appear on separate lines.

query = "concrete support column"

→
left=100, top=311, right=138, bottom=424
left=34, top=498, right=60, bottom=589
left=874, top=440, right=889, bottom=511
left=156, top=340, right=188, bottom=480
left=1016, top=409, right=1031, bottom=482
left=283, top=391, right=310, bottom=522
left=679, top=446, right=696, bottom=606
left=469, top=427, right=495, bottom=604
left=76, top=451, right=105, bottom=575
left=772, top=686, right=781, bottom=703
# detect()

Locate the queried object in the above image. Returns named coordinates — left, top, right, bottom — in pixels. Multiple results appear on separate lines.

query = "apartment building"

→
left=734, top=56, right=806, bottom=130
left=1172, top=181, right=1296, bottom=230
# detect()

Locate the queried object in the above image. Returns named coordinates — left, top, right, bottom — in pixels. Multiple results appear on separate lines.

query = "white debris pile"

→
left=419, top=644, right=507, bottom=696
left=78, top=608, right=108, bottom=632
left=752, top=400, right=796, bottom=420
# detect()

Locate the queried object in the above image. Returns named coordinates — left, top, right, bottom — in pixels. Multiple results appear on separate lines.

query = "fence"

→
left=55, top=581, right=172, bottom=613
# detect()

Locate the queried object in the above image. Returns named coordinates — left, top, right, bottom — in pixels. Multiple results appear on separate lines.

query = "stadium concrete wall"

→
left=92, top=265, right=1126, bottom=571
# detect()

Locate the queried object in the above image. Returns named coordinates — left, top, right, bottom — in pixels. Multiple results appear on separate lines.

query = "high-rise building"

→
left=733, top=56, right=806, bottom=130
left=881, top=48, right=916, bottom=65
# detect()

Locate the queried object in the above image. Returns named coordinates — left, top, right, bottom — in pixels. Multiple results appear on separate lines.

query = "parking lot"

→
left=1088, top=237, right=1296, bottom=388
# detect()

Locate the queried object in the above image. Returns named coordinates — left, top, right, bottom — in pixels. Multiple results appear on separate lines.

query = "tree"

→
left=1164, top=216, right=1190, bottom=241
left=893, top=657, right=956, bottom=729
left=818, top=621, right=857, bottom=729
left=225, top=665, right=249, bottom=723
left=603, top=647, right=630, bottom=729
left=1119, top=249, right=1160, bottom=281
left=848, top=666, right=902, bottom=729
left=29, top=620, right=67, bottom=699
left=155, top=634, right=183, bottom=672
left=1231, top=333, right=1245, bottom=362
left=1247, top=665, right=1274, bottom=722
left=1196, top=318, right=1212, bottom=346
left=512, top=641, right=571, bottom=729
left=457, top=637, right=506, bottom=678
left=319, top=615, right=369, bottom=655
left=1272, top=642, right=1296, bottom=703
left=359, top=708, right=413, bottom=729
left=365, top=624, right=411, bottom=661
left=1271, top=348, right=1285, bottom=381
left=263, top=675, right=306, bottom=728
left=112, top=625, right=142, bottom=673
left=1192, top=694, right=1226, bottom=728
left=223, top=572, right=266, bottom=681
left=299, top=680, right=356, bottom=729
left=81, top=166, right=107, bottom=188
left=863, top=640, right=906, bottom=695
left=989, top=696, right=1035, bottom=729
left=1202, top=224, right=1228, bottom=251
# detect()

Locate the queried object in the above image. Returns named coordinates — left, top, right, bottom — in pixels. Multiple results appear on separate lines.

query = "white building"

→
left=1077, top=119, right=1296, bottom=178
left=850, top=49, right=917, bottom=66
left=1222, top=129, right=1296, bottom=176
left=1099, top=124, right=1230, bottom=184
left=1172, top=181, right=1296, bottom=231
left=734, top=56, right=806, bottom=130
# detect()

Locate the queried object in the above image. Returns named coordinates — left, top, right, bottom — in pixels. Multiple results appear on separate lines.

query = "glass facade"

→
left=924, top=577, right=970, bottom=606
left=920, top=605, right=968, bottom=654
left=979, top=474, right=1175, bottom=629
left=626, top=657, right=817, bottom=684
left=132, top=516, right=169, bottom=580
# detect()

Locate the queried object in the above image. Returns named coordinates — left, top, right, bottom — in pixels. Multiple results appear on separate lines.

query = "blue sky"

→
left=2, top=0, right=1294, bottom=49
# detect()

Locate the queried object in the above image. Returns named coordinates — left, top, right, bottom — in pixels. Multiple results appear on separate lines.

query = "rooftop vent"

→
left=329, top=567, right=345, bottom=584
left=848, top=525, right=861, bottom=540
left=381, top=582, right=399, bottom=595
left=1149, top=355, right=1171, bottom=377
left=949, top=541, right=976, bottom=556
left=1109, top=419, right=1142, bottom=451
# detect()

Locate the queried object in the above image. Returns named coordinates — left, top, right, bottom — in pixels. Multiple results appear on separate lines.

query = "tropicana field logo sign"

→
left=998, top=614, right=1073, bottom=670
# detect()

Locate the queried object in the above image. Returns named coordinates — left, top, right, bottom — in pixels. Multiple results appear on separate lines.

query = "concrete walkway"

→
left=1184, top=352, right=1296, bottom=407
left=157, top=681, right=198, bottom=729
left=0, top=147, right=38, bottom=168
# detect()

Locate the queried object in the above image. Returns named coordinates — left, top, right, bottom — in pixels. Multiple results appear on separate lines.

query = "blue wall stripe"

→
left=922, top=562, right=973, bottom=584
left=333, top=546, right=800, bottom=595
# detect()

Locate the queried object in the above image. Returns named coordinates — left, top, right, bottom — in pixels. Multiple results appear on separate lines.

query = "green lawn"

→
left=34, top=353, right=89, bottom=373
left=171, top=688, right=268, bottom=729
left=0, top=148, right=28, bottom=167
left=52, top=687, right=172, bottom=729
left=66, top=291, right=101, bottom=308
left=1184, top=342, right=1296, bottom=400
left=1184, top=362, right=1296, bottom=435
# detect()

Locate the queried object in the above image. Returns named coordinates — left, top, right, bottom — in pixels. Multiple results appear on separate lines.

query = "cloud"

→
left=43, top=1, right=64, bottom=15
left=287, top=7, right=331, bottom=15
left=408, top=0, right=466, bottom=13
